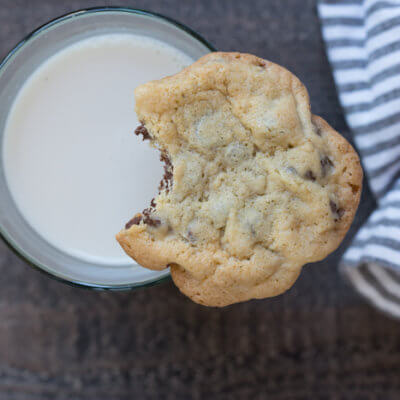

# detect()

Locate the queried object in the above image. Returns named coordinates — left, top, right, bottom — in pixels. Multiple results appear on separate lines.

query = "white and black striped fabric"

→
left=318, top=0, right=400, bottom=319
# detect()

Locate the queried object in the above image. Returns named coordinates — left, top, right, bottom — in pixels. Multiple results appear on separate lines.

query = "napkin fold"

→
left=318, top=0, right=400, bottom=319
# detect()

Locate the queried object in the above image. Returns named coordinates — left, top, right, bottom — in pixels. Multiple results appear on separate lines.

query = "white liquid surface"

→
left=3, top=34, right=193, bottom=266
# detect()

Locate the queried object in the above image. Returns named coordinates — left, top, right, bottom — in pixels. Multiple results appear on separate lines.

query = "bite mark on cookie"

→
left=125, top=125, right=173, bottom=230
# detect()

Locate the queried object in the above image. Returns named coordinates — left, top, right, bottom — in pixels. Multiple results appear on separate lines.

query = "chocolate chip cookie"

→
left=117, top=52, right=362, bottom=306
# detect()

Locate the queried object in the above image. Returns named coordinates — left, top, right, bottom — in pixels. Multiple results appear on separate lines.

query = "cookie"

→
left=117, top=52, right=362, bottom=307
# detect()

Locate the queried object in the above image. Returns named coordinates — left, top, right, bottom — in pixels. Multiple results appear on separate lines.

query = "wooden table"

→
left=0, top=1, right=399, bottom=398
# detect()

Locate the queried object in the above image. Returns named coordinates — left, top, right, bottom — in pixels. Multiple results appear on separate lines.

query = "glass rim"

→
left=0, top=6, right=216, bottom=291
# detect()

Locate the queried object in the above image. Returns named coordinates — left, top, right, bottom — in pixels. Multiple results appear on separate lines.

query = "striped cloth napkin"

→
left=318, top=0, right=400, bottom=319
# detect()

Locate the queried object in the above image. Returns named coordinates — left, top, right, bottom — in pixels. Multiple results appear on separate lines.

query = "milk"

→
left=3, top=33, right=193, bottom=266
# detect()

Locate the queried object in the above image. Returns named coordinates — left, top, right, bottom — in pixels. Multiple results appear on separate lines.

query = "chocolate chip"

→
left=187, top=230, right=196, bottom=242
left=330, top=200, right=344, bottom=221
left=134, top=123, right=151, bottom=141
left=159, top=152, right=173, bottom=193
left=125, top=215, right=142, bottom=229
left=150, top=198, right=156, bottom=208
left=143, top=216, right=161, bottom=227
left=142, top=207, right=161, bottom=227
left=125, top=212, right=160, bottom=228
left=160, top=152, right=172, bottom=168
left=305, top=170, right=316, bottom=181
left=257, top=60, right=266, bottom=67
left=321, top=156, right=334, bottom=177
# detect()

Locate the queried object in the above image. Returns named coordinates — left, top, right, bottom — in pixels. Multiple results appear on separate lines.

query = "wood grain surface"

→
left=0, top=0, right=399, bottom=399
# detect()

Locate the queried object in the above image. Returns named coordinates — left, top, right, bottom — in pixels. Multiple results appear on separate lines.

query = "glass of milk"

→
left=0, top=8, right=215, bottom=289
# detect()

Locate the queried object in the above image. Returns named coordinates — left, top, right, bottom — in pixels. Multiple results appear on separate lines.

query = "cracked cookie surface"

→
left=117, top=52, right=362, bottom=306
